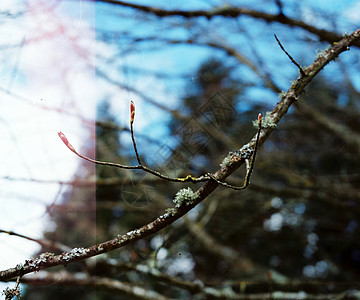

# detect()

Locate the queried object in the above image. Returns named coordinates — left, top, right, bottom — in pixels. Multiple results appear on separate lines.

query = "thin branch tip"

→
left=130, top=100, right=135, bottom=124
left=57, top=131, right=77, bottom=153
left=274, top=34, right=306, bottom=77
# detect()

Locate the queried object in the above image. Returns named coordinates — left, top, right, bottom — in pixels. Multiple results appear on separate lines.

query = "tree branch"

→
left=274, top=34, right=306, bottom=77
left=295, top=101, right=360, bottom=155
left=0, top=229, right=72, bottom=253
left=17, top=270, right=360, bottom=299
left=95, top=1, right=360, bottom=48
left=20, top=271, right=171, bottom=300
left=1, top=28, right=359, bottom=283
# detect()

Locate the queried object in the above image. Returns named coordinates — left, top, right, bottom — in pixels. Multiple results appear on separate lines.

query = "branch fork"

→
left=58, top=102, right=262, bottom=190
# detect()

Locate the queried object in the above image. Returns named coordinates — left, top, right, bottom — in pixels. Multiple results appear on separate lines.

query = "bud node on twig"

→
left=57, top=131, right=76, bottom=153
left=130, top=100, right=135, bottom=124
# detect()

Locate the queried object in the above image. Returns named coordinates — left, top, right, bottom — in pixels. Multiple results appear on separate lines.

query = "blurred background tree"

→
left=1, top=0, right=359, bottom=299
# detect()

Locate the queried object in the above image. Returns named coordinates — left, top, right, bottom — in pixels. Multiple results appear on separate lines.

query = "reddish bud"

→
left=258, top=113, right=262, bottom=124
left=58, top=131, right=76, bottom=153
left=130, top=100, right=135, bottom=124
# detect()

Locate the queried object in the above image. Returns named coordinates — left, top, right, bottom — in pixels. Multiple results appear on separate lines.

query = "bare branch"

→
left=274, top=34, right=306, bottom=77
left=58, top=102, right=261, bottom=187
left=95, top=1, right=360, bottom=48
left=207, top=113, right=262, bottom=190
left=0, top=229, right=72, bottom=253
left=1, top=27, right=359, bottom=283
left=295, top=101, right=360, bottom=155
left=18, top=270, right=360, bottom=299
left=20, top=272, right=171, bottom=300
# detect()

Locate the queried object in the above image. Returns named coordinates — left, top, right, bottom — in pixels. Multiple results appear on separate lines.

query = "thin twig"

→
left=207, top=113, right=262, bottom=190
left=274, top=34, right=306, bottom=77
left=75, top=152, right=141, bottom=170
left=130, top=122, right=142, bottom=165
left=0, top=229, right=71, bottom=252
left=129, top=100, right=142, bottom=165
left=76, top=150, right=209, bottom=183
left=2, top=28, right=359, bottom=282
left=58, top=103, right=261, bottom=188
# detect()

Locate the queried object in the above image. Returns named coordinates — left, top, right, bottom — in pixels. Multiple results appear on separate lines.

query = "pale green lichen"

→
left=278, top=90, right=287, bottom=99
left=253, top=111, right=277, bottom=129
left=315, top=49, right=326, bottom=59
left=220, top=144, right=255, bottom=169
left=290, top=79, right=297, bottom=86
left=173, top=187, right=198, bottom=208
left=220, top=153, right=233, bottom=168
left=165, top=207, right=177, bottom=216
left=315, top=45, right=332, bottom=59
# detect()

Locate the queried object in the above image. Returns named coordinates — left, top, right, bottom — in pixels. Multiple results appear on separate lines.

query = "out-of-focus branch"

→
left=96, top=68, right=184, bottom=119
left=0, top=229, right=72, bottom=253
left=1, top=175, right=165, bottom=187
left=172, top=39, right=282, bottom=93
left=183, top=206, right=289, bottom=281
left=95, top=259, right=240, bottom=297
left=295, top=101, right=360, bottom=155
left=122, top=36, right=282, bottom=93
left=184, top=217, right=255, bottom=272
left=96, top=259, right=287, bottom=298
left=95, top=66, right=239, bottom=148
left=250, top=180, right=360, bottom=213
left=95, top=120, right=169, bottom=148
left=95, top=1, right=360, bottom=48
left=18, top=270, right=360, bottom=299
left=20, top=271, right=171, bottom=300
left=1, top=28, right=359, bottom=283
